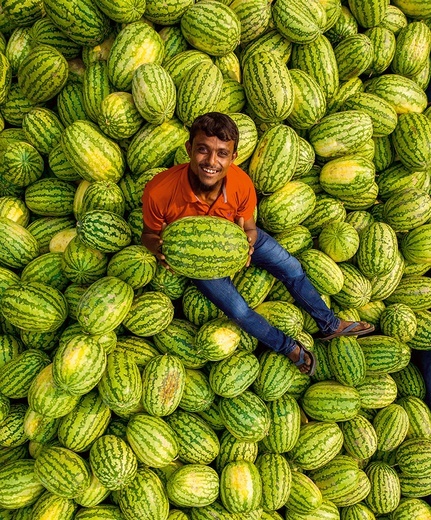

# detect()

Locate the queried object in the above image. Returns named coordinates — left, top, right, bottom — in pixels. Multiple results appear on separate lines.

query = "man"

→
left=141, top=112, right=374, bottom=376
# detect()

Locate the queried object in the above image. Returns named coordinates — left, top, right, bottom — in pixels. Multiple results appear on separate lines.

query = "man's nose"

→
left=208, top=150, right=218, bottom=165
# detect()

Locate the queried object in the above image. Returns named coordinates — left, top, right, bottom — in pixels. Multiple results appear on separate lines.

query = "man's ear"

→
left=232, top=150, right=238, bottom=162
left=185, top=140, right=192, bottom=158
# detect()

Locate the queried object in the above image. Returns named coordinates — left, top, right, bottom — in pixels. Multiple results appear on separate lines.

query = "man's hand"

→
left=236, top=216, right=257, bottom=267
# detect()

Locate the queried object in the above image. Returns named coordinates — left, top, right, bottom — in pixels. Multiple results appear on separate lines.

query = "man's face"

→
left=185, top=130, right=238, bottom=191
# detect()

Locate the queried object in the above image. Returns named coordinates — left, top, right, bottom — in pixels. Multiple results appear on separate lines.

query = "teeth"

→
left=203, top=168, right=217, bottom=173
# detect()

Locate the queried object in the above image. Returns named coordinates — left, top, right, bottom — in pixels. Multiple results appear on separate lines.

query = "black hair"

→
left=189, top=112, right=239, bottom=152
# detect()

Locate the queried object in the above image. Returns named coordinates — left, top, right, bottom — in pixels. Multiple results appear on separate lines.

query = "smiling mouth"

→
left=201, top=166, right=219, bottom=175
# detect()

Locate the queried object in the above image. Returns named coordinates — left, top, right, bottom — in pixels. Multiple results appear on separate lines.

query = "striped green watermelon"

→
left=392, top=21, right=431, bottom=76
left=248, top=124, right=299, bottom=194
left=302, top=381, right=361, bottom=422
left=177, top=61, right=223, bottom=127
left=56, top=83, right=89, bottom=127
left=392, top=114, right=431, bottom=171
left=309, top=111, right=373, bottom=158
left=97, top=351, right=142, bottom=417
left=384, top=276, right=431, bottom=311
left=94, top=0, right=146, bottom=22
left=380, top=303, right=417, bottom=342
left=34, top=446, right=91, bottom=498
left=98, top=91, right=143, bottom=140
left=18, top=44, right=68, bottom=103
left=373, top=403, right=410, bottom=452
left=164, top=50, right=213, bottom=89
left=1, top=281, right=67, bottom=332
left=348, top=0, right=389, bottom=27
left=325, top=6, right=358, bottom=45
left=365, top=461, right=400, bottom=515
left=52, top=333, right=107, bottom=396
left=166, top=409, right=220, bottom=465
left=122, top=290, right=175, bottom=337
left=285, top=470, right=323, bottom=515
left=242, top=51, right=294, bottom=123
left=25, top=178, right=76, bottom=217
left=61, top=121, right=125, bottom=183
left=58, top=391, right=111, bottom=453
left=89, top=435, right=137, bottom=491
left=397, top=395, right=431, bottom=439
left=29, top=18, right=81, bottom=59
left=364, top=73, right=427, bottom=113
left=126, top=118, right=189, bottom=176
left=31, top=491, right=77, bottom=520
left=0, top=349, right=49, bottom=399
left=77, top=210, right=131, bottom=253
left=180, top=1, right=241, bottom=57
left=0, top=459, right=44, bottom=509
left=127, top=413, right=178, bottom=468
left=379, top=5, right=407, bottom=33
left=355, top=373, right=398, bottom=409
left=219, top=390, right=270, bottom=443
left=340, top=414, right=377, bottom=460
left=43, top=0, right=110, bottom=46
left=220, top=460, right=262, bottom=514
left=290, top=34, right=339, bottom=101
left=22, top=107, right=64, bottom=155
left=141, top=354, right=185, bottom=417
left=334, top=33, right=373, bottom=80
left=258, top=181, right=316, bottom=233
left=161, top=216, right=248, bottom=279
left=107, top=21, right=164, bottom=91
left=153, top=318, right=206, bottom=369
left=356, top=221, right=398, bottom=278
left=76, top=276, right=134, bottom=335
left=255, top=452, right=291, bottom=511
left=288, top=421, right=344, bottom=471
left=132, top=63, right=176, bottom=126
left=215, top=430, right=258, bottom=473
left=272, top=0, right=326, bottom=44
left=27, top=364, right=80, bottom=419
left=82, top=61, right=113, bottom=123
left=209, top=350, right=259, bottom=398
left=167, top=464, right=219, bottom=508
left=117, top=467, right=169, bottom=520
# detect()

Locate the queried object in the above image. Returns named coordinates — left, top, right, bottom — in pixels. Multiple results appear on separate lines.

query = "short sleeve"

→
left=236, top=173, right=257, bottom=221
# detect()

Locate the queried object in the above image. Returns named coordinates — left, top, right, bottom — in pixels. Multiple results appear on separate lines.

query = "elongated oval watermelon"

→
left=161, top=216, right=249, bottom=279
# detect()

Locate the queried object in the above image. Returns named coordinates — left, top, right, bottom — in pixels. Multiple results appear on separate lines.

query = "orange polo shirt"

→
left=142, top=163, right=257, bottom=233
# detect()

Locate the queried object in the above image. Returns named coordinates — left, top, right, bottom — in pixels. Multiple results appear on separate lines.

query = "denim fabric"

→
left=193, top=227, right=340, bottom=355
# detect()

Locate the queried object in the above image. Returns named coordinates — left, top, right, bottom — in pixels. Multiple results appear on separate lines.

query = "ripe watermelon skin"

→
left=302, top=381, right=361, bottom=422
left=117, top=467, right=169, bottom=520
left=0, top=459, right=45, bottom=510
left=34, top=446, right=91, bottom=499
left=43, top=0, right=111, bottom=46
left=220, top=460, right=262, bottom=514
left=242, top=51, right=294, bottom=123
left=167, top=464, right=219, bottom=508
left=180, top=1, right=241, bottom=57
left=61, top=121, right=126, bottom=184
left=18, top=45, right=68, bottom=104
left=161, top=216, right=249, bottom=279
left=1, top=281, right=68, bottom=333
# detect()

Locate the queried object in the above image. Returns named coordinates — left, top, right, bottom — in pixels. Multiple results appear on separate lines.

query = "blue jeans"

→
left=193, top=227, right=340, bottom=355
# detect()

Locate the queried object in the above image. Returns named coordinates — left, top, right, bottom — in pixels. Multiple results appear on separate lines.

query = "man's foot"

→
left=288, top=341, right=317, bottom=376
left=317, top=320, right=375, bottom=341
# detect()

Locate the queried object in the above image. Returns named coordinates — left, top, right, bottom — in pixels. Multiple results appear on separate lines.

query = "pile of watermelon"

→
left=1, top=0, right=431, bottom=518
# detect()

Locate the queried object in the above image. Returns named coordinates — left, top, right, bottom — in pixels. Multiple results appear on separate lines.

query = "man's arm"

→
left=236, top=216, right=258, bottom=267
left=141, top=223, right=170, bottom=269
